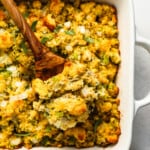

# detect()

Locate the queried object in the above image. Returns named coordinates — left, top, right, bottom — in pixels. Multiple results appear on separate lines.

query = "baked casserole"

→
left=0, top=0, right=121, bottom=149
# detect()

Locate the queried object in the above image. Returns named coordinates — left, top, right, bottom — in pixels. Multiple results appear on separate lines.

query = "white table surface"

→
left=130, top=0, right=150, bottom=150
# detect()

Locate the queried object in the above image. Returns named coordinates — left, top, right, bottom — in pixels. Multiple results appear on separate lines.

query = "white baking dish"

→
left=18, top=0, right=150, bottom=150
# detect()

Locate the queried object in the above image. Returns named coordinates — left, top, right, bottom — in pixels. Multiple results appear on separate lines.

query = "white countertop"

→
left=130, top=0, right=150, bottom=150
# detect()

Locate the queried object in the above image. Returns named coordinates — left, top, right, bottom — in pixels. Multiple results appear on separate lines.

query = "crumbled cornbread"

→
left=0, top=0, right=121, bottom=149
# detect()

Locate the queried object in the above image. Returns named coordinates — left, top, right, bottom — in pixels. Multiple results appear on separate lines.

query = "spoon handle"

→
left=1, top=0, right=45, bottom=59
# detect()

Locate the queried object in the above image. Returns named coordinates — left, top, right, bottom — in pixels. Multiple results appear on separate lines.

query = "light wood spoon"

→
left=1, top=0, right=65, bottom=80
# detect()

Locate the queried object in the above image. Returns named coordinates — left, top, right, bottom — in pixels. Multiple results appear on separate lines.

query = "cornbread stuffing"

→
left=0, top=0, right=121, bottom=149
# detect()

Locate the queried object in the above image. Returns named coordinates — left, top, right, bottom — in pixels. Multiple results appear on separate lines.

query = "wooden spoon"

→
left=1, top=0, right=65, bottom=80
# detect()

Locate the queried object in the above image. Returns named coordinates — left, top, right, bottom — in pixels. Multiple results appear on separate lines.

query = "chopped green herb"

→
left=20, top=41, right=28, bottom=54
left=108, top=82, right=114, bottom=89
left=52, top=76, right=59, bottom=82
left=44, top=112, right=49, bottom=117
left=13, top=29, right=20, bottom=37
left=84, top=36, right=95, bottom=43
left=0, top=70, right=12, bottom=78
left=54, top=25, right=62, bottom=33
left=15, top=133, right=31, bottom=137
left=31, top=20, right=38, bottom=32
left=101, top=55, right=109, bottom=65
left=65, top=29, right=75, bottom=36
left=0, top=68, right=6, bottom=72
left=45, top=126, right=51, bottom=132
left=23, top=12, right=29, bottom=18
left=41, top=37, right=49, bottom=44
left=25, top=84, right=30, bottom=89
left=55, top=111, right=64, bottom=118
left=72, top=52, right=79, bottom=60
left=94, top=118, right=102, bottom=132
left=0, top=67, right=12, bottom=78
